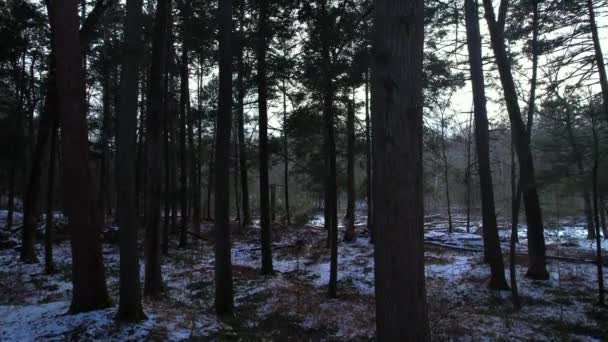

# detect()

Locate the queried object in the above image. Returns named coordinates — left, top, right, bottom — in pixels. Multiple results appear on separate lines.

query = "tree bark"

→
left=22, top=63, right=57, bottom=264
left=482, top=0, right=548, bottom=280
left=319, top=0, right=338, bottom=299
left=464, top=0, right=509, bottom=290
left=236, top=0, right=251, bottom=226
left=115, top=0, right=146, bottom=321
left=48, top=0, right=111, bottom=313
left=365, top=69, right=373, bottom=243
left=8, top=54, right=26, bottom=235
left=144, top=0, right=172, bottom=299
left=282, top=79, right=290, bottom=225
left=178, top=34, right=190, bottom=248
left=214, top=0, right=235, bottom=316
left=509, top=143, right=521, bottom=309
left=257, top=0, right=274, bottom=275
left=465, top=109, right=473, bottom=233
left=600, top=196, right=608, bottom=239
left=372, top=0, right=430, bottom=338
left=99, top=29, right=112, bottom=229
left=587, top=0, right=608, bottom=123
left=440, top=109, right=454, bottom=234
left=344, top=94, right=356, bottom=242
left=45, top=120, right=58, bottom=275
left=591, top=112, right=604, bottom=306
left=206, top=118, right=216, bottom=220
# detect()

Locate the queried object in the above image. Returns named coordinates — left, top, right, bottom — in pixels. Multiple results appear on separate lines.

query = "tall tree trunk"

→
left=233, top=122, right=241, bottom=225
left=45, top=120, right=58, bottom=275
left=170, top=114, right=179, bottom=232
left=319, top=0, right=338, bottom=299
left=178, top=37, right=189, bottom=248
left=372, top=0, right=430, bottom=338
left=527, top=0, right=538, bottom=139
left=509, top=143, right=521, bottom=309
left=365, top=69, right=373, bottom=243
left=136, top=74, right=146, bottom=218
left=191, top=104, right=201, bottom=240
left=7, top=55, right=26, bottom=234
left=257, top=0, right=274, bottom=275
left=482, top=0, right=548, bottom=280
left=591, top=112, right=604, bottom=306
left=196, top=59, right=204, bottom=233
left=162, top=87, right=171, bottom=254
left=600, top=196, right=608, bottom=239
left=440, top=109, right=454, bottom=233
left=48, top=0, right=110, bottom=313
left=465, top=108, right=473, bottom=233
left=282, top=78, right=290, bottom=225
left=144, top=0, right=171, bottom=299
left=6, top=154, right=16, bottom=232
left=116, top=0, right=146, bottom=321
left=206, top=118, right=216, bottom=220
left=236, top=0, right=251, bottom=226
left=99, top=29, right=112, bottom=229
left=214, top=0, right=234, bottom=316
left=22, top=60, right=57, bottom=264
left=587, top=0, right=608, bottom=123
left=511, top=0, right=539, bottom=243
left=465, top=0, right=509, bottom=290
left=344, top=93, right=356, bottom=242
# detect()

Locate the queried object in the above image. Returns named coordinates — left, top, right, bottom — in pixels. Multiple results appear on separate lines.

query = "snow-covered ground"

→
left=0, top=210, right=607, bottom=340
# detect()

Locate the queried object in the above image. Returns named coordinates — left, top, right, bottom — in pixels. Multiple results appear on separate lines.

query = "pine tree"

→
left=372, top=0, right=430, bottom=339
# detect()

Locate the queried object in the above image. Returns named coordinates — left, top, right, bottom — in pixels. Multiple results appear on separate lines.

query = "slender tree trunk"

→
left=511, top=0, right=539, bottom=244
left=600, top=196, right=608, bottom=239
left=319, top=0, right=338, bottom=298
left=45, top=120, right=58, bottom=275
left=587, top=0, right=608, bottom=123
left=236, top=0, right=251, bottom=226
left=136, top=75, right=146, bottom=219
left=372, top=0, right=430, bottom=338
left=257, top=0, right=274, bottom=275
left=527, top=0, right=538, bottom=139
left=21, top=62, right=58, bottom=264
left=170, top=115, right=178, bottom=232
left=178, top=38, right=189, bottom=248
left=464, top=0, right=509, bottom=290
left=6, top=154, right=16, bottom=232
left=282, top=79, right=290, bottom=225
left=191, top=101, right=201, bottom=240
left=7, top=55, right=26, bottom=234
left=206, top=119, right=216, bottom=220
left=116, top=0, right=146, bottom=321
left=509, top=143, right=521, bottom=309
left=465, top=108, right=473, bottom=233
left=344, top=93, right=356, bottom=242
left=144, top=0, right=172, bottom=299
left=365, top=69, right=373, bottom=243
left=233, top=123, right=241, bottom=225
left=591, top=112, right=604, bottom=306
left=214, top=0, right=234, bottom=316
left=99, top=29, right=112, bottom=229
left=162, top=87, right=171, bottom=254
left=482, top=0, right=548, bottom=280
left=48, top=0, right=110, bottom=313
left=441, top=109, right=454, bottom=233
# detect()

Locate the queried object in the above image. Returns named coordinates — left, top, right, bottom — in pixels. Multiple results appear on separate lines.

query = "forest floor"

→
left=1, top=209, right=607, bottom=341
